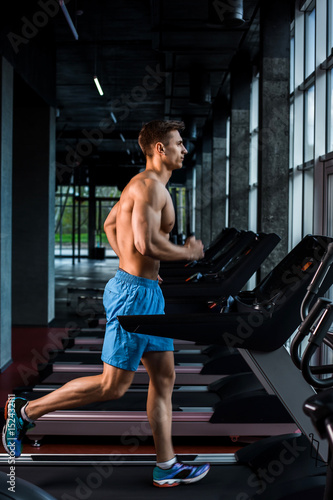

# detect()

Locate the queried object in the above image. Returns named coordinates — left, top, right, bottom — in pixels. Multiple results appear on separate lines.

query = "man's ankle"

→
left=21, top=402, right=35, bottom=423
left=156, top=456, right=177, bottom=469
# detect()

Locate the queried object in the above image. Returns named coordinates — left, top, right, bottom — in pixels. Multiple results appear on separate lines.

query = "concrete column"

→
left=258, top=0, right=290, bottom=276
left=229, top=53, right=251, bottom=230
left=212, top=103, right=228, bottom=239
left=12, top=88, right=56, bottom=325
left=195, top=141, right=203, bottom=239
left=0, top=57, right=13, bottom=370
left=201, top=123, right=213, bottom=246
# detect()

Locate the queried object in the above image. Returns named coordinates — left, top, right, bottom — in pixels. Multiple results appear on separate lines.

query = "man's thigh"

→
left=141, top=351, right=175, bottom=386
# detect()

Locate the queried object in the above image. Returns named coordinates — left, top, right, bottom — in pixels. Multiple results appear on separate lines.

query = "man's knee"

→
left=152, top=368, right=176, bottom=392
left=102, top=382, right=127, bottom=400
left=100, top=375, right=132, bottom=400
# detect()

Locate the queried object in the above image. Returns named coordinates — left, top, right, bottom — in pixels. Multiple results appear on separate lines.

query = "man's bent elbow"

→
left=103, top=221, right=109, bottom=234
left=135, top=239, right=154, bottom=257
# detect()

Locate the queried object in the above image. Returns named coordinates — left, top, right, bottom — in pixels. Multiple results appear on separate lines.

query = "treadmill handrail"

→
left=301, top=241, right=333, bottom=320
left=300, top=303, right=333, bottom=388
left=290, top=297, right=331, bottom=369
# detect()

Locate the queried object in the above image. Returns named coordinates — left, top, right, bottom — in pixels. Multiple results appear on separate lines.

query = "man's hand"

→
left=184, top=235, right=204, bottom=261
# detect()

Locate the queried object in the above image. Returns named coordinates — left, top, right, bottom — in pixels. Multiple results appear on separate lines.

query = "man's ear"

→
left=156, top=142, right=165, bottom=155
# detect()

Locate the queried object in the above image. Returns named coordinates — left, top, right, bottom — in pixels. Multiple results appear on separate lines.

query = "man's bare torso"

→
left=115, top=170, right=175, bottom=280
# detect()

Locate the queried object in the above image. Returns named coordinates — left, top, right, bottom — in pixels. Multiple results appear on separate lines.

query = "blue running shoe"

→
left=153, top=461, right=210, bottom=487
left=2, top=397, right=35, bottom=458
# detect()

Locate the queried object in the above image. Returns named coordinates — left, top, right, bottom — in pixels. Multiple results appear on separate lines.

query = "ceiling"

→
left=18, top=0, right=261, bottom=183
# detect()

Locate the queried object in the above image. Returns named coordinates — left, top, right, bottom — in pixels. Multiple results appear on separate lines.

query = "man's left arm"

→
left=104, top=202, right=120, bottom=256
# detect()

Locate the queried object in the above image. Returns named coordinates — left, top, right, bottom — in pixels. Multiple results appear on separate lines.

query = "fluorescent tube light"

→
left=93, top=76, right=104, bottom=96
left=119, top=133, right=126, bottom=142
left=110, top=112, right=117, bottom=123
left=59, top=0, right=79, bottom=40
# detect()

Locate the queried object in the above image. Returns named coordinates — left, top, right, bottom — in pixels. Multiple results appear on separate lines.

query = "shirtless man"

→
left=2, top=120, right=210, bottom=487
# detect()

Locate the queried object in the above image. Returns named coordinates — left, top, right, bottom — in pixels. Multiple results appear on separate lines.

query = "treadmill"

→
left=161, top=231, right=280, bottom=300
left=161, top=229, right=254, bottom=280
left=159, top=226, right=239, bottom=276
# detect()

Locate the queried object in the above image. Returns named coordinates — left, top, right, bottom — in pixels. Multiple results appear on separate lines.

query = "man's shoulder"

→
left=129, top=174, right=166, bottom=196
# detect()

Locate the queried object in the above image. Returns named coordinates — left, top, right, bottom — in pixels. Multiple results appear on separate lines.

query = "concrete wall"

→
left=229, top=53, right=251, bottom=230
left=12, top=97, right=55, bottom=325
left=258, top=0, right=290, bottom=277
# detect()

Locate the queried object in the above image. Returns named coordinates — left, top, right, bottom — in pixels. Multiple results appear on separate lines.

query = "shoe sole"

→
left=153, top=467, right=210, bottom=487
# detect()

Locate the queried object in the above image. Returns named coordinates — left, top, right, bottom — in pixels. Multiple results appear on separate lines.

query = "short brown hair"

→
left=138, top=120, right=185, bottom=157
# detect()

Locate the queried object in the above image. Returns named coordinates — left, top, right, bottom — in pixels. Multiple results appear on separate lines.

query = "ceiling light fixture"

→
left=110, top=112, right=117, bottom=123
left=59, top=0, right=79, bottom=40
left=93, top=76, right=104, bottom=96
left=119, top=133, right=126, bottom=143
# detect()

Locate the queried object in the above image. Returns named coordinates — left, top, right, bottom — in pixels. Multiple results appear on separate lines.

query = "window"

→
left=327, top=68, right=333, bottom=151
left=302, top=84, right=315, bottom=235
left=328, top=0, right=333, bottom=55
left=302, top=168, right=314, bottom=234
left=304, top=85, right=315, bottom=161
left=289, top=103, right=294, bottom=249
left=305, top=8, right=316, bottom=78
left=95, top=186, right=120, bottom=251
left=248, top=73, right=259, bottom=233
left=225, top=117, right=230, bottom=227
left=290, top=34, right=295, bottom=93
left=55, top=185, right=89, bottom=257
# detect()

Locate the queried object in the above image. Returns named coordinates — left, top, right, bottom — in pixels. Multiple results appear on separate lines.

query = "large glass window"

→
left=225, top=117, right=230, bottom=227
left=328, top=0, right=333, bottom=55
left=95, top=186, right=120, bottom=249
left=248, top=73, right=259, bottom=233
left=55, top=184, right=89, bottom=257
left=304, top=85, right=315, bottom=161
left=290, top=35, right=295, bottom=93
left=327, top=171, right=333, bottom=236
left=305, top=8, right=316, bottom=78
left=327, top=68, right=333, bottom=151
left=302, top=169, right=314, bottom=234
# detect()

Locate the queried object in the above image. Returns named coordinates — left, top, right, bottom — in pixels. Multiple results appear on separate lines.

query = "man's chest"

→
left=160, top=194, right=175, bottom=233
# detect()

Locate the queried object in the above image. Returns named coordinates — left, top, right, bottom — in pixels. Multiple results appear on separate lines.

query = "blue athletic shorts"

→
left=101, top=269, right=174, bottom=371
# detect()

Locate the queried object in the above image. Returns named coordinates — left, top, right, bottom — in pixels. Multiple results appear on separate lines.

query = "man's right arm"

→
left=132, top=180, right=204, bottom=261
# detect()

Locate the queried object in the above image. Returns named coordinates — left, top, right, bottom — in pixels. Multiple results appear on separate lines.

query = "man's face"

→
left=162, top=130, right=188, bottom=169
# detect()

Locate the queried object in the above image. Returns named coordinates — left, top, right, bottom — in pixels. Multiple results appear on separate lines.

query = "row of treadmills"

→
left=10, top=228, right=333, bottom=446
left=3, top=228, right=333, bottom=500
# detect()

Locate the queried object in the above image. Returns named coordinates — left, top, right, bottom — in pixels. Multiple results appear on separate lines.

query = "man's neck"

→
left=145, top=159, right=172, bottom=186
